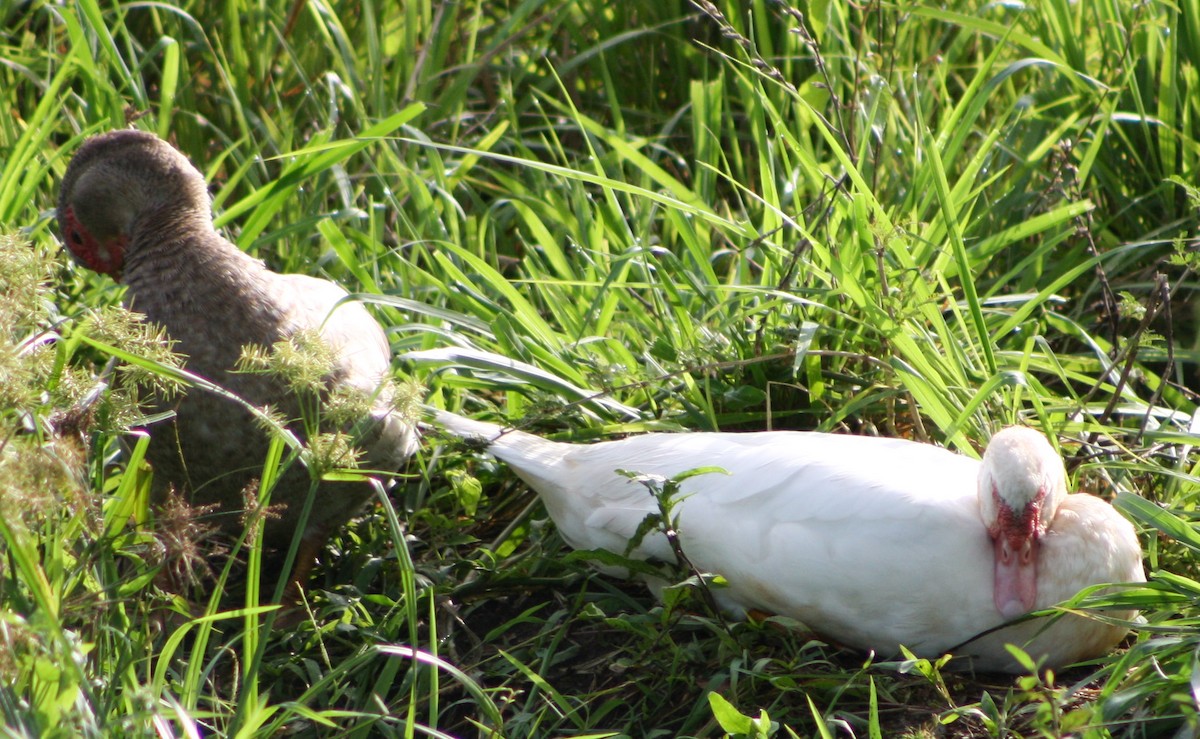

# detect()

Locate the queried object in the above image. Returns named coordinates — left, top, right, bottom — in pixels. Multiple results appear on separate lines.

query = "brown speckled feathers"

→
left=58, top=130, right=418, bottom=564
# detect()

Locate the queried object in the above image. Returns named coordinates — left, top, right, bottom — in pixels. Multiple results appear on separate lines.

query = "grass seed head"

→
left=80, top=306, right=185, bottom=398
left=323, top=383, right=375, bottom=428
left=0, top=232, right=57, bottom=412
left=0, top=437, right=89, bottom=528
left=237, top=328, right=337, bottom=395
left=304, top=429, right=365, bottom=476
left=152, top=490, right=225, bottom=594
left=0, top=231, right=54, bottom=335
left=249, top=403, right=292, bottom=440
left=238, top=478, right=286, bottom=548
left=389, top=377, right=424, bottom=426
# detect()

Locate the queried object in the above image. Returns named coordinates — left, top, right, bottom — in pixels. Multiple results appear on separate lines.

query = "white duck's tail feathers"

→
left=431, top=408, right=506, bottom=442
left=430, top=408, right=567, bottom=469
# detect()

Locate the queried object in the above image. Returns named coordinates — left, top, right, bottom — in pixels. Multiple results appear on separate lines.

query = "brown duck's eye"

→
left=69, top=229, right=83, bottom=244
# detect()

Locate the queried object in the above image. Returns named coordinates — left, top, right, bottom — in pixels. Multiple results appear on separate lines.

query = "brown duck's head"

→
left=57, top=129, right=212, bottom=280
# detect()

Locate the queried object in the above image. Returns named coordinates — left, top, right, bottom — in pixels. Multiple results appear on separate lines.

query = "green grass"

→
left=3, top=0, right=1200, bottom=735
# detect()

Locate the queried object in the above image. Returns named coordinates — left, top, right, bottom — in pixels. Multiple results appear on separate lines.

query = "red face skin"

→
left=990, top=488, right=1045, bottom=620
left=61, top=205, right=127, bottom=280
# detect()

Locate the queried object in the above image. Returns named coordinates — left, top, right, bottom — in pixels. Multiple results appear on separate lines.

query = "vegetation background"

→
left=2, top=0, right=1199, bottom=736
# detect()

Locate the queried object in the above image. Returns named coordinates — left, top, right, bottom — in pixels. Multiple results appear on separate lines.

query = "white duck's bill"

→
left=993, top=534, right=1039, bottom=619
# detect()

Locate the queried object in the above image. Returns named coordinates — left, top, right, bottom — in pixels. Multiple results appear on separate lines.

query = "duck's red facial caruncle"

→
left=990, top=487, right=1046, bottom=619
left=61, top=205, right=127, bottom=280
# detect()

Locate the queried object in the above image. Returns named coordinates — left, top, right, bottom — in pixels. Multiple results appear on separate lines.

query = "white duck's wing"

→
left=509, top=431, right=992, bottom=636
left=496, top=428, right=999, bottom=654
left=543, top=431, right=975, bottom=549
left=675, top=464, right=996, bottom=655
left=592, top=433, right=999, bottom=654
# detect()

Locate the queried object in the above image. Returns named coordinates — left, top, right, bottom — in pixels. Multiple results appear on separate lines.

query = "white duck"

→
left=434, top=411, right=1144, bottom=673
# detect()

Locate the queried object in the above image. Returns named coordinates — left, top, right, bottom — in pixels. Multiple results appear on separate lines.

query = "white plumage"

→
left=436, top=411, right=1144, bottom=673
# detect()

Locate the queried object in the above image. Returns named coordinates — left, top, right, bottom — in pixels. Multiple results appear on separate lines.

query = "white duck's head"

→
left=977, top=426, right=1069, bottom=619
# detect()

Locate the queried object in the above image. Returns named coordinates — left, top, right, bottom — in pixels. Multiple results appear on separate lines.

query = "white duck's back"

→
left=516, top=430, right=997, bottom=652
left=437, top=412, right=1142, bottom=672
